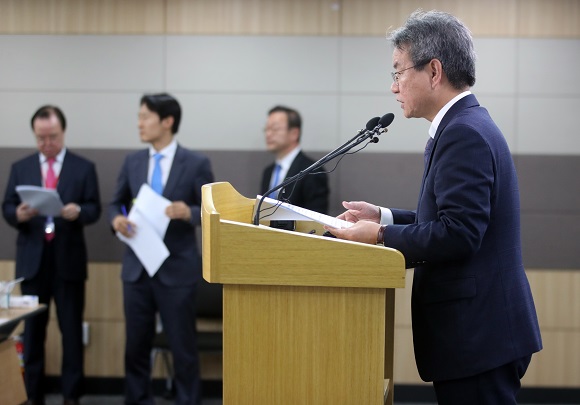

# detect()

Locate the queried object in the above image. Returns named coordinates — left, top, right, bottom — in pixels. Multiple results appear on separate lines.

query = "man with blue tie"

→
left=260, top=105, right=329, bottom=221
left=327, top=10, right=542, bottom=404
left=109, top=93, right=214, bottom=405
left=2, top=105, right=101, bottom=405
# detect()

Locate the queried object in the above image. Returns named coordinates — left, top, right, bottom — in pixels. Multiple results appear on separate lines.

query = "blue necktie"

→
left=151, top=153, right=164, bottom=195
left=268, top=164, right=281, bottom=198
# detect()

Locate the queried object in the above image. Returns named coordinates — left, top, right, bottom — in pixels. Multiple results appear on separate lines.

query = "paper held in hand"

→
left=254, top=195, right=353, bottom=229
left=16, top=185, right=63, bottom=217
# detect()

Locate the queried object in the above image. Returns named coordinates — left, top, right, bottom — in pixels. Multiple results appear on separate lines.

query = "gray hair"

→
left=388, top=9, right=476, bottom=89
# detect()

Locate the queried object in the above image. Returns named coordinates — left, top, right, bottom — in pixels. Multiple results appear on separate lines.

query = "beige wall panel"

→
left=46, top=320, right=125, bottom=376
left=0, top=0, right=165, bottom=34
left=523, top=330, right=580, bottom=387
left=395, top=328, right=580, bottom=386
left=0, top=0, right=579, bottom=37
left=394, top=269, right=412, bottom=327
left=85, top=263, right=123, bottom=321
left=0, top=261, right=16, bottom=283
left=166, top=0, right=340, bottom=35
left=340, top=0, right=402, bottom=36
left=395, top=0, right=518, bottom=37
left=393, top=268, right=580, bottom=386
left=83, top=320, right=125, bottom=376
left=393, top=326, right=426, bottom=384
left=517, top=0, right=580, bottom=38
left=528, top=269, right=580, bottom=329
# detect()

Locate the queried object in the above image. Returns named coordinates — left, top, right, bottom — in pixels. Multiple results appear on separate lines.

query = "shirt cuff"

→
left=379, top=207, right=394, bottom=225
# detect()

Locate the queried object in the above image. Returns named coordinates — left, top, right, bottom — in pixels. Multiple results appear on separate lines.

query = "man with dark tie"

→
left=109, top=93, right=214, bottom=405
left=2, top=105, right=101, bottom=405
left=327, top=10, right=542, bottom=404
left=260, top=105, right=329, bottom=215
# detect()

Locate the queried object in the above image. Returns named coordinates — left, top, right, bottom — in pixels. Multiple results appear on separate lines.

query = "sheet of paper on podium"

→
left=16, top=185, right=63, bottom=216
left=254, top=195, right=353, bottom=229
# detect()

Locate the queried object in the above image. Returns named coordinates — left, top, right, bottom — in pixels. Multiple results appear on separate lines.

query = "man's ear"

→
left=161, top=116, right=174, bottom=131
left=289, top=127, right=300, bottom=143
left=429, top=59, right=443, bottom=88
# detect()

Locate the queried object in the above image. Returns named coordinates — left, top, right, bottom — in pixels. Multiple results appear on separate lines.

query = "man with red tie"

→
left=2, top=105, right=101, bottom=405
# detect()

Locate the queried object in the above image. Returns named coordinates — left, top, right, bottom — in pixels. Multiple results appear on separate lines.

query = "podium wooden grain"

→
left=202, top=182, right=405, bottom=404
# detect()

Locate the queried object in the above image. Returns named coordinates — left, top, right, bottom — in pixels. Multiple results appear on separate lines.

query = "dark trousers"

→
left=20, top=241, right=86, bottom=402
left=123, top=272, right=201, bottom=405
left=433, top=355, right=532, bottom=405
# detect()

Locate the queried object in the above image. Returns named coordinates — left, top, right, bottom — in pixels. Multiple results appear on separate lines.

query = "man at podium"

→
left=327, top=10, right=542, bottom=405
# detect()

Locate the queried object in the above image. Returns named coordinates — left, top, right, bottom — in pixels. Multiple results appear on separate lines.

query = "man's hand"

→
left=337, top=201, right=380, bottom=223
left=16, top=202, right=38, bottom=223
left=165, top=201, right=191, bottom=221
left=112, top=214, right=136, bottom=238
left=324, top=220, right=381, bottom=245
left=61, top=203, right=81, bottom=221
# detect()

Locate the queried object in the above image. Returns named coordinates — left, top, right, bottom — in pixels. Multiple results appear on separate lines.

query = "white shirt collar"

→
left=428, top=91, right=471, bottom=139
left=149, top=139, right=177, bottom=159
left=39, top=147, right=66, bottom=164
left=276, top=146, right=301, bottom=171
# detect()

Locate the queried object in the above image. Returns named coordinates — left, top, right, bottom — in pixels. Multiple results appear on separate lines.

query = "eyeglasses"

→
left=391, top=62, right=427, bottom=85
left=263, top=126, right=287, bottom=134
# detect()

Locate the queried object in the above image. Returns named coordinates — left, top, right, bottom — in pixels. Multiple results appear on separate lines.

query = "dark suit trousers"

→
left=123, top=272, right=201, bottom=405
left=20, top=241, right=85, bottom=401
left=433, top=355, right=532, bottom=405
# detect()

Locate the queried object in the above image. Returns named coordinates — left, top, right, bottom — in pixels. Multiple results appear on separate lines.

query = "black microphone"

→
left=253, top=113, right=395, bottom=225
left=368, top=113, right=395, bottom=143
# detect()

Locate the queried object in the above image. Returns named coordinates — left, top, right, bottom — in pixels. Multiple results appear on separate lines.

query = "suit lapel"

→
left=416, top=94, right=480, bottom=217
left=29, top=155, right=43, bottom=187
left=163, top=145, right=184, bottom=198
left=285, top=151, right=304, bottom=179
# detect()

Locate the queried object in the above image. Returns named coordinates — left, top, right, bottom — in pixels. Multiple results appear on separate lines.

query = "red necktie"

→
left=46, top=158, right=57, bottom=189
left=45, top=158, right=57, bottom=241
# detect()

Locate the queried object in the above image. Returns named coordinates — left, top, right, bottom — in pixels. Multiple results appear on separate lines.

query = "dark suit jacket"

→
left=2, top=151, right=101, bottom=281
left=261, top=150, right=329, bottom=214
left=383, top=94, right=542, bottom=382
left=108, top=144, right=214, bottom=287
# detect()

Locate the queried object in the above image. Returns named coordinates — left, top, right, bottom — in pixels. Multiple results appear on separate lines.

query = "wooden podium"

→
left=201, top=182, right=405, bottom=405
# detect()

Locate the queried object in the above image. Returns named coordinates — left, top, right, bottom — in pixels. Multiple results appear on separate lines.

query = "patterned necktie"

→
left=45, top=158, right=57, bottom=241
left=151, top=153, right=164, bottom=195
left=268, top=164, right=281, bottom=199
left=424, top=137, right=434, bottom=167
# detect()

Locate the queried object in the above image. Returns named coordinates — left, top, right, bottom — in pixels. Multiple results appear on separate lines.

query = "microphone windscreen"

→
left=379, top=113, right=395, bottom=128
left=365, top=116, right=381, bottom=130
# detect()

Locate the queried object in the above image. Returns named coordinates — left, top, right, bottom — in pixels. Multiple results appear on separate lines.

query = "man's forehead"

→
left=34, top=115, right=61, bottom=131
left=392, top=48, right=409, bottom=68
left=268, top=112, right=287, bottom=123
